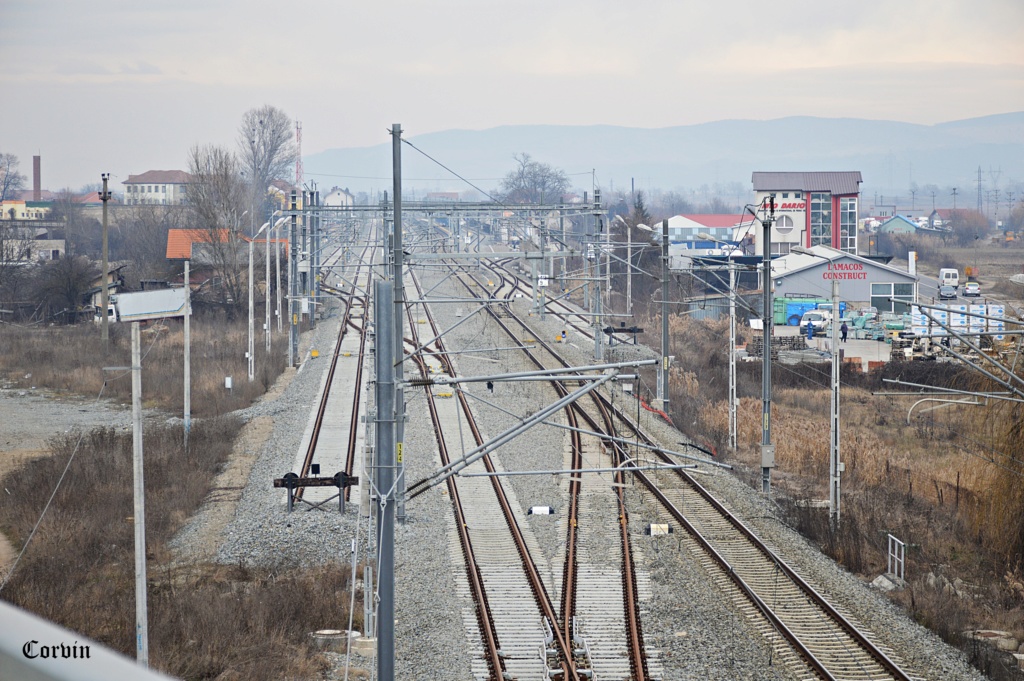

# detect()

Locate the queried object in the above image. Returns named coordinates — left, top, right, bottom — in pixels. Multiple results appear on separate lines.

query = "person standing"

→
left=840, top=321, right=849, bottom=343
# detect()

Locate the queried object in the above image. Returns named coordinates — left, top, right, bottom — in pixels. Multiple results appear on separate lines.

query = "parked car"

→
left=799, top=310, right=831, bottom=336
left=938, top=285, right=958, bottom=300
left=963, top=282, right=981, bottom=297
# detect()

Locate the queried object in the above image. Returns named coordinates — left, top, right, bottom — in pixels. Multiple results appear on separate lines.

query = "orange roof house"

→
left=166, top=229, right=288, bottom=260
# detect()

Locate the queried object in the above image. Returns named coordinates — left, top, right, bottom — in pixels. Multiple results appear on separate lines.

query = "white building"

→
left=123, top=170, right=192, bottom=206
left=323, top=186, right=355, bottom=208
left=751, top=171, right=863, bottom=255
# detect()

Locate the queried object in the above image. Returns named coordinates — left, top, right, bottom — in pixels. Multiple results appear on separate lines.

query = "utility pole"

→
left=130, top=323, right=149, bottom=667
left=728, top=258, right=737, bottom=450
left=660, top=219, right=670, bottom=410
left=626, top=220, right=633, bottom=317
left=373, top=278, right=396, bottom=681
left=310, top=189, right=318, bottom=330
left=593, top=224, right=603, bottom=361
left=829, top=277, right=842, bottom=524
left=392, top=123, right=407, bottom=523
left=184, top=260, right=191, bottom=449
left=759, top=196, right=777, bottom=495
left=100, top=174, right=111, bottom=345
left=289, top=190, right=298, bottom=367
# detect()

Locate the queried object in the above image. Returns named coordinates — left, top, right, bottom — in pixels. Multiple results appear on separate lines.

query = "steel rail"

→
left=294, top=242, right=372, bottom=502
left=409, top=268, right=578, bottom=680
left=478, top=255, right=915, bottom=681
left=449, top=264, right=645, bottom=680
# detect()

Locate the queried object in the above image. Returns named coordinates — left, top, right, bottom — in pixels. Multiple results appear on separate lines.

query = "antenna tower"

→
left=295, top=121, right=303, bottom=186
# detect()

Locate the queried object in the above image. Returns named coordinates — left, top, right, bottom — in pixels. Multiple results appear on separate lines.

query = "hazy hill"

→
left=303, top=113, right=1024, bottom=206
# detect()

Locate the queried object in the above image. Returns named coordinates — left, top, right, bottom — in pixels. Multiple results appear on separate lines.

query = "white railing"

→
left=887, top=533, right=906, bottom=582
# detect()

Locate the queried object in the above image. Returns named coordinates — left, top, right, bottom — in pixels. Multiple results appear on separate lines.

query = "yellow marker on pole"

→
left=396, top=443, right=403, bottom=463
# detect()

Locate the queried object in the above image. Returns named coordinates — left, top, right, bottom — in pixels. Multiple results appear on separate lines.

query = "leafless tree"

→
left=0, top=222, right=32, bottom=300
left=49, top=189, right=99, bottom=257
left=187, top=144, right=250, bottom=308
left=498, top=153, right=570, bottom=204
left=0, top=153, right=27, bottom=202
left=110, top=204, right=188, bottom=284
left=33, top=255, right=99, bottom=324
left=237, top=105, right=297, bottom=221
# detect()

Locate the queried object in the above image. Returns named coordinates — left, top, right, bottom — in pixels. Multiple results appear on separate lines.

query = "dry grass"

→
left=0, top=310, right=292, bottom=416
left=663, top=311, right=1024, bottom=662
left=0, top=310, right=350, bottom=679
left=0, top=423, right=358, bottom=680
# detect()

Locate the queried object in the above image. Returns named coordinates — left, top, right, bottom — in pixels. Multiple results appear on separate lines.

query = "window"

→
left=871, top=282, right=914, bottom=313
left=161, top=185, right=166, bottom=192
left=839, top=197, right=857, bottom=253
left=782, top=192, right=790, bottom=199
left=810, top=193, right=832, bottom=247
left=770, top=242, right=793, bottom=255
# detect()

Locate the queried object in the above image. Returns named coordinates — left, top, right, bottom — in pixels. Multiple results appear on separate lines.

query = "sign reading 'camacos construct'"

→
left=823, top=262, right=867, bottom=280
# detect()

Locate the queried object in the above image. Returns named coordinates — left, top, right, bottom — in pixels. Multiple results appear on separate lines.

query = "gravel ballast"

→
left=161, top=258, right=990, bottom=680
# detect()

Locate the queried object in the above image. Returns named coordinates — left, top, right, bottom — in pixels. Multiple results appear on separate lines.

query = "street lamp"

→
left=791, top=244, right=843, bottom=524
left=698, top=233, right=740, bottom=451
left=249, top=217, right=288, bottom=382
left=266, top=211, right=285, bottom=352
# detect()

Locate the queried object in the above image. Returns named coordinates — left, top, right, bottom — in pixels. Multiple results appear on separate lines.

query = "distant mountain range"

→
left=304, top=113, right=1024, bottom=208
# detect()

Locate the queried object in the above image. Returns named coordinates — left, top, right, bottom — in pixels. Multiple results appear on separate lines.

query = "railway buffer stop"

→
left=274, top=466, right=359, bottom=513
left=603, top=322, right=644, bottom=345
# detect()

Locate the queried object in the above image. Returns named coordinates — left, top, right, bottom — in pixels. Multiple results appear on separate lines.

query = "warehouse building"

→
left=770, top=245, right=918, bottom=313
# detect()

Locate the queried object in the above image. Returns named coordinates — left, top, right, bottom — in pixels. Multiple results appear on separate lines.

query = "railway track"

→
left=407, top=260, right=653, bottom=679
left=406, top=268, right=579, bottom=680
left=294, top=219, right=921, bottom=680
left=467, top=252, right=921, bottom=681
left=291, top=240, right=375, bottom=506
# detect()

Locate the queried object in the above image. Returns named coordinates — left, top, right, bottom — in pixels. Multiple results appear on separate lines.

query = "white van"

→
left=939, top=268, right=959, bottom=289
left=800, top=310, right=831, bottom=336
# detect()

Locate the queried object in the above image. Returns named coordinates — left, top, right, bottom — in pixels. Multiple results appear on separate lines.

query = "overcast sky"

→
left=2, top=0, right=1022, bottom=192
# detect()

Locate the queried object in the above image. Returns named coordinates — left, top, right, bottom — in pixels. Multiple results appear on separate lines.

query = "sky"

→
left=2, top=0, right=1023, bottom=193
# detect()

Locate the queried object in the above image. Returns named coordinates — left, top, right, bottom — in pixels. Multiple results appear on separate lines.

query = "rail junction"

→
left=268, top=130, right=928, bottom=680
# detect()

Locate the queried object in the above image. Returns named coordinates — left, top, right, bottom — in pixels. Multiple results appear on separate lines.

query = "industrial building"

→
left=769, top=245, right=918, bottom=313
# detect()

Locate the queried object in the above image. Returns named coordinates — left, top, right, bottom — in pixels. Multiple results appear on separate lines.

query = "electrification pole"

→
left=729, top=258, right=737, bottom=450
left=760, top=196, right=777, bottom=495
left=289, top=190, right=298, bottom=367
left=830, top=277, right=842, bottom=523
left=660, top=219, right=670, bottom=410
left=373, top=278, right=396, bottom=681
left=392, top=123, right=407, bottom=523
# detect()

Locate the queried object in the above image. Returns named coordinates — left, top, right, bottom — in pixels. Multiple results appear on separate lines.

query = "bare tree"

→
left=498, top=153, right=570, bottom=204
left=0, top=222, right=32, bottom=298
left=48, top=189, right=100, bottom=257
left=111, top=204, right=188, bottom=284
left=237, top=105, right=297, bottom=221
left=33, top=255, right=99, bottom=324
left=0, top=153, right=27, bottom=202
left=187, top=145, right=250, bottom=308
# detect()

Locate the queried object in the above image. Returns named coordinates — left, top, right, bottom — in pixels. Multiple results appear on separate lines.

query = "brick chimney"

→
left=33, top=156, right=41, bottom=201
